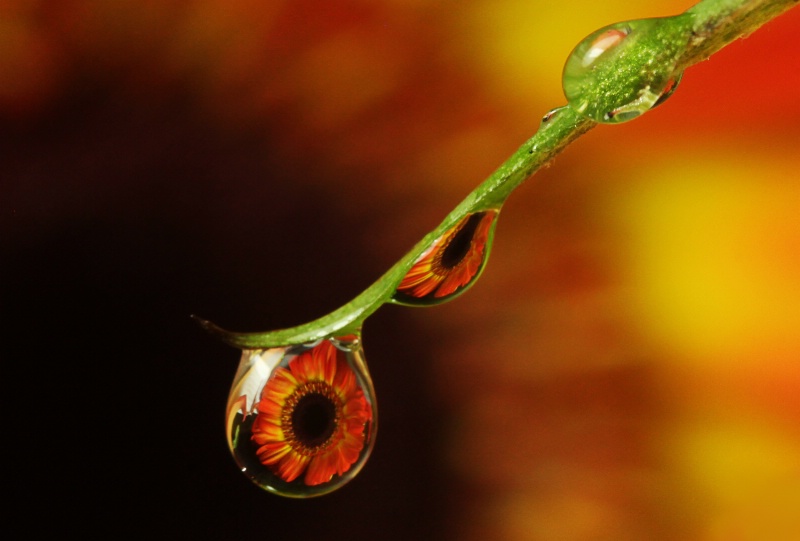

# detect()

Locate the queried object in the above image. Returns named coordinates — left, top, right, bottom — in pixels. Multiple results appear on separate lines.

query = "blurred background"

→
left=3, top=0, right=798, bottom=539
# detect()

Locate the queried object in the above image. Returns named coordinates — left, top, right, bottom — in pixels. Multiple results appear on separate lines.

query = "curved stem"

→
left=196, top=0, right=797, bottom=349
left=192, top=107, right=594, bottom=348
left=682, top=0, right=798, bottom=70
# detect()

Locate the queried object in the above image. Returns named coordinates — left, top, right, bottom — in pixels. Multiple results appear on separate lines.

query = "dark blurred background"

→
left=3, top=1, right=799, bottom=539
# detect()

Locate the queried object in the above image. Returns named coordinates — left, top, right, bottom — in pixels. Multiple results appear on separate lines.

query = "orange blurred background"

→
left=3, top=1, right=799, bottom=539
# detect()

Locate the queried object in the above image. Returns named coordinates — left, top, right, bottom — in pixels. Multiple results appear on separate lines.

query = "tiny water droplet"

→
left=562, top=15, right=690, bottom=124
left=541, top=107, right=563, bottom=124
left=226, top=335, right=376, bottom=498
left=391, top=210, right=498, bottom=306
left=538, top=106, right=571, bottom=135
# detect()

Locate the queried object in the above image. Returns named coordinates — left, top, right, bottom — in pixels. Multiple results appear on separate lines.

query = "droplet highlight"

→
left=392, top=210, right=498, bottom=306
left=562, top=15, right=690, bottom=124
left=580, top=27, right=630, bottom=68
left=226, top=335, right=376, bottom=498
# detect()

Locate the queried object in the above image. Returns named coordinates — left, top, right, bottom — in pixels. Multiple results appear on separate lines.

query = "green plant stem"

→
left=195, top=0, right=797, bottom=349
left=682, top=0, right=798, bottom=68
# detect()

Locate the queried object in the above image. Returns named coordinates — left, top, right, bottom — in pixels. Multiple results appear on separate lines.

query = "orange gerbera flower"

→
left=395, top=211, right=497, bottom=302
left=251, top=340, right=373, bottom=486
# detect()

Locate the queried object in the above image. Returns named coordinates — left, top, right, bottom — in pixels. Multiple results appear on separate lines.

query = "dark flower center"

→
left=439, top=213, right=484, bottom=269
left=289, top=391, right=338, bottom=449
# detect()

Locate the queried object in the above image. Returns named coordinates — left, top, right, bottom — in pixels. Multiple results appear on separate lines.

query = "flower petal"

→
left=304, top=452, right=337, bottom=486
left=276, top=453, right=311, bottom=483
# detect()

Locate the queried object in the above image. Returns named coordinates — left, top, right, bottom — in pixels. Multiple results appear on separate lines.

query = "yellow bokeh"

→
left=611, top=151, right=800, bottom=361
left=661, top=419, right=800, bottom=541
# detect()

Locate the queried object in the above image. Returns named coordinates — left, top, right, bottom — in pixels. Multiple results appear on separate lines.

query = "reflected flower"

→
left=251, top=340, right=373, bottom=486
left=395, top=211, right=496, bottom=302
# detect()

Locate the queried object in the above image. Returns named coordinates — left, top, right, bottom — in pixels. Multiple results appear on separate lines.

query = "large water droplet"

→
left=391, top=210, right=498, bottom=306
left=562, top=15, right=690, bottom=123
left=226, top=334, right=376, bottom=498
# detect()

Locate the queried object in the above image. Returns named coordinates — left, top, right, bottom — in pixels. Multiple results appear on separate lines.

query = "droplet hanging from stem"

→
left=225, top=334, right=376, bottom=498
left=391, top=210, right=499, bottom=306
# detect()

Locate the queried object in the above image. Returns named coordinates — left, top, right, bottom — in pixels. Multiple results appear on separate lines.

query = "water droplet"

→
left=541, top=107, right=563, bottom=124
left=226, top=334, right=376, bottom=498
left=562, top=16, right=690, bottom=124
left=392, top=210, right=498, bottom=306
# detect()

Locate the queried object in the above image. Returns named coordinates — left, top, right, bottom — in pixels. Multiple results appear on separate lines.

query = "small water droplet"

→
left=541, top=107, right=563, bottom=124
left=226, top=335, right=376, bottom=498
left=562, top=16, right=690, bottom=124
left=391, top=210, right=498, bottom=306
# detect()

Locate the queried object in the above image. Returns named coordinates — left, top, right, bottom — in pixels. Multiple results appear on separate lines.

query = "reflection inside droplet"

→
left=652, top=73, right=682, bottom=108
left=580, top=27, right=630, bottom=67
left=391, top=210, right=499, bottom=306
left=225, top=334, right=376, bottom=498
left=602, top=71, right=683, bottom=122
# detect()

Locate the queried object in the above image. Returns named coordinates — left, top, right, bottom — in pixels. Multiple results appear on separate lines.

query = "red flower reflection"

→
left=396, top=211, right=496, bottom=300
left=251, top=340, right=372, bottom=486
